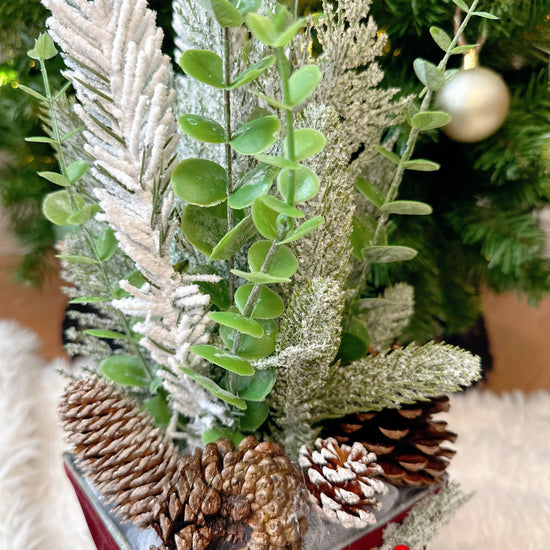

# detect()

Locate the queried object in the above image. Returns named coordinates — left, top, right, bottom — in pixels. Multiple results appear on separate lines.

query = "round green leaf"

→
left=236, top=369, right=276, bottom=401
left=228, top=55, right=276, bottom=89
left=178, top=114, right=226, bottom=143
left=286, top=128, right=326, bottom=161
left=181, top=202, right=229, bottom=255
left=277, top=166, right=320, bottom=203
left=171, top=158, right=227, bottom=206
left=179, top=50, right=224, bottom=88
left=248, top=240, right=298, bottom=278
left=209, top=0, right=243, bottom=26
left=67, top=160, right=90, bottom=183
left=100, top=355, right=150, bottom=387
left=429, top=26, right=452, bottom=51
left=337, top=318, right=370, bottom=363
left=230, top=116, right=281, bottom=155
left=287, top=64, right=321, bottom=107
left=190, top=344, right=255, bottom=375
left=355, top=177, right=385, bottom=208
left=220, top=319, right=277, bottom=360
left=42, top=190, right=84, bottom=226
left=380, top=200, right=433, bottom=216
left=28, top=33, right=58, bottom=61
left=362, top=245, right=418, bottom=263
left=251, top=196, right=279, bottom=239
left=350, top=214, right=376, bottom=260
left=410, top=111, right=452, bottom=131
left=413, top=58, right=445, bottom=91
left=96, top=227, right=118, bottom=261
left=235, top=284, right=284, bottom=318
left=67, top=204, right=100, bottom=225
left=202, top=426, right=245, bottom=446
left=208, top=311, right=264, bottom=337
left=37, top=171, right=70, bottom=187
left=239, top=400, right=269, bottom=432
left=210, top=215, right=256, bottom=261
left=229, top=164, right=278, bottom=209
left=246, top=13, right=277, bottom=46
left=141, top=393, right=171, bottom=428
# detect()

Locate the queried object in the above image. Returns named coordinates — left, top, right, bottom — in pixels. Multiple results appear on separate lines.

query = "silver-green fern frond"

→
left=311, top=342, right=481, bottom=421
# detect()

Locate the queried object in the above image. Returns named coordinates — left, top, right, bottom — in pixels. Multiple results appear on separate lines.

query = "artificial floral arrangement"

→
left=22, top=0, right=493, bottom=548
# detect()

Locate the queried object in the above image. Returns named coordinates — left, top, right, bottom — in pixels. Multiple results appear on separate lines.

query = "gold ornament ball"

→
left=435, top=67, right=510, bottom=143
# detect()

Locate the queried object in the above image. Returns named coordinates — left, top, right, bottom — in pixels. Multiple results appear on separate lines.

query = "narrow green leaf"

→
left=451, top=0, right=469, bottom=11
left=42, top=190, right=84, bottom=226
left=277, top=166, right=320, bottom=203
left=180, top=367, right=247, bottom=409
left=38, top=171, right=70, bottom=188
left=350, top=214, right=376, bottom=261
left=229, top=164, right=277, bottom=209
left=208, top=311, right=264, bottom=337
left=210, top=215, right=256, bottom=260
left=100, top=355, right=150, bottom=387
left=248, top=240, right=298, bottom=278
left=171, top=158, right=227, bottom=206
left=249, top=89, right=290, bottom=111
left=228, top=55, right=276, bottom=89
left=236, top=369, right=276, bottom=401
left=235, top=284, right=284, bottom=318
left=53, top=81, right=72, bottom=101
left=178, top=114, right=226, bottom=143
left=279, top=216, right=324, bottom=243
left=239, top=400, right=269, bottom=431
left=251, top=196, right=279, bottom=239
left=355, top=177, right=385, bottom=208
left=96, top=227, right=118, bottom=261
left=429, top=27, right=452, bottom=51
left=27, top=33, right=58, bottom=61
left=230, top=116, right=281, bottom=155
left=202, top=426, right=245, bottom=446
left=362, top=245, right=418, bottom=263
left=209, top=0, right=243, bottom=26
left=85, top=329, right=127, bottom=339
left=179, top=50, right=224, bottom=88
left=67, top=204, right=100, bottom=225
left=26, top=136, right=57, bottom=145
left=69, top=296, right=110, bottom=304
left=220, top=319, right=277, bottom=360
left=66, top=160, right=90, bottom=183
left=400, top=159, right=440, bottom=172
left=450, top=44, right=478, bottom=55
left=444, top=68, right=460, bottom=83
left=381, top=200, right=433, bottom=216
left=232, top=0, right=262, bottom=15
left=17, top=84, right=47, bottom=102
left=410, top=111, right=452, bottom=131
left=413, top=58, right=446, bottom=91
left=57, top=254, right=100, bottom=265
left=253, top=154, right=300, bottom=170
left=375, top=146, right=400, bottom=165
left=189, top=344, right=255, bottom=375
left=231, top=269, right=291, bottom=284
left=471, top=11, right=499, bottom=19
left=286, top=128, right=326, bottom=161
left=287, top=65, right=321, bottom=107
left=271, top=17, right=306, bottom=48
left=257, top=195, right=304, bottom=218
left=60, top=126, right=85, bottom=143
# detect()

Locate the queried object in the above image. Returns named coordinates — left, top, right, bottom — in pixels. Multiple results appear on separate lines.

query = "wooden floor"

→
left=1, top=214, right=549, bottom=391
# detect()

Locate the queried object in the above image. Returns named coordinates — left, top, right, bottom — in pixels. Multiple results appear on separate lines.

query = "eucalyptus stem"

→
left=370, top=0, right=480, bottom=246
left=224, top=26, right=235, bottom=302
left=275, top=48, right=297, bottom=206
left=38, top=61, right=154, bottom=382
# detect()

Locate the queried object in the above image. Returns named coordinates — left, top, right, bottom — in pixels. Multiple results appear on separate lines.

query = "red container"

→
left=64, top=453, right=433, bottom=550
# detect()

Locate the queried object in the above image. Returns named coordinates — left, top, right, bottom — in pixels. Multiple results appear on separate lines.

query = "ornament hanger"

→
left=454, top=5, right=488, bottom=69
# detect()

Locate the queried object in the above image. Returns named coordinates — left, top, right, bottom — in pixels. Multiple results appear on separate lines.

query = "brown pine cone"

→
left=298, top=437, right=388, bottom=529
left=157, top=436, right=309, bottom=550
left=59, top=376, right=180, bottom=526
left=332, top=396, right=457, bottom=487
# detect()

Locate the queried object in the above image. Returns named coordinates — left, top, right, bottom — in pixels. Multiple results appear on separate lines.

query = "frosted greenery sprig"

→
left=170, top=1, right=326, bottom=440
left=23, top=35, right=156, bottom=388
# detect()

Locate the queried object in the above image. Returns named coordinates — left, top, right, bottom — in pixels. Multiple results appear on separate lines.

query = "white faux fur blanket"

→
left=0, top=320, right=548, bottom=550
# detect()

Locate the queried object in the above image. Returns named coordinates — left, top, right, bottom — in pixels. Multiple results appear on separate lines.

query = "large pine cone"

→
left=159, top=436, right=309, bottom=550
left=330, top=396, right=457, bottom=486
left=298, top=437, right=388, bottom=529
left=59, top=376, right=180, bottom=526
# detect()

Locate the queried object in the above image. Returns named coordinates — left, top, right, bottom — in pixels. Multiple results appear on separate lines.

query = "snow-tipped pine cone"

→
left=298, top=437, right=388, bottom=528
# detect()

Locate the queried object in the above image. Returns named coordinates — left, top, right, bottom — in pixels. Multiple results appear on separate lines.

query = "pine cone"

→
left=298, top=437, right=388, bottom=529
left=159, top=436, right=309, bottom=550
left=59, top=376, right=180, bottom=526
left=332, top=396, right=457, bottom=487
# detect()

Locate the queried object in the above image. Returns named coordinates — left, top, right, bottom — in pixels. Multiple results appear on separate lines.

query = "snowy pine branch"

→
left=43, top=0, right=225, bottom=425
left=311, top=342, right=481, bottom=421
